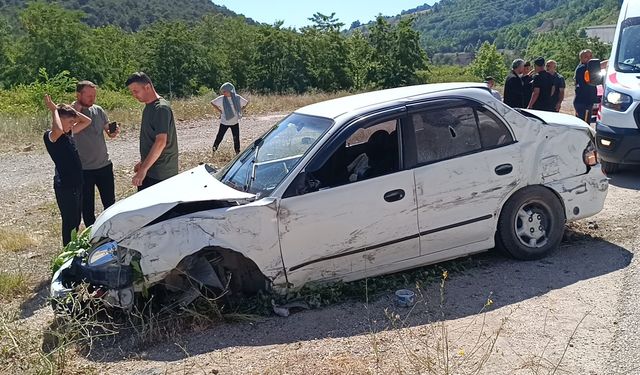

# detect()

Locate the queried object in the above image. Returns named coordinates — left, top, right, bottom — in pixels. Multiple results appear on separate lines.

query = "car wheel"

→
left=496, top=186, right=565, bottom=260
left=601, top=160, right=620, bottom=175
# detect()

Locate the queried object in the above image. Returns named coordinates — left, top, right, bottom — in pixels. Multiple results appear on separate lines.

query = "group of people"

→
left=44, top=73, right=248, bottom=245
left=502, top=49, right=603, bottom=122
left=503, top=57, right=565, bottom=112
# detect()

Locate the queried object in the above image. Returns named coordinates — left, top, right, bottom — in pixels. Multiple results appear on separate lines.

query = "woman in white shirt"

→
left=211, top=82, right=248, bottom=154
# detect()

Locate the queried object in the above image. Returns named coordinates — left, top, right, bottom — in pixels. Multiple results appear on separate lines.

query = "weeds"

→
left=0, top=272, right=29, bottom=299
left=0, top=227, right=36, bottom=253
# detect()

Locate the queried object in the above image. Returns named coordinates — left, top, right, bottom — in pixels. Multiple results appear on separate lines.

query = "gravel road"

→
left=1, top=112, right=639, bottom=374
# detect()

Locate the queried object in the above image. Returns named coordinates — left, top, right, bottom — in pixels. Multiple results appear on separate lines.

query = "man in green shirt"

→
left=125, top=72, right=179, bottom=191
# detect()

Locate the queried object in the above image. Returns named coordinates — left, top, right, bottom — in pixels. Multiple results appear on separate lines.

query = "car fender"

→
left=118, top=197, right=285, bottom=287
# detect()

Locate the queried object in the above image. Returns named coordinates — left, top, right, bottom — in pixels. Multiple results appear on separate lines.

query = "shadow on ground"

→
left=607, top=166, right=640, bottom=190
left=82, top=235, right=632, bottom=363
left=20, top=279, right=50, bottom=319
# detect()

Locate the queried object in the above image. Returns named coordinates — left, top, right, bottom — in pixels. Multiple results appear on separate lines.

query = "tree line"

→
left=0, top=4, right=427, bottom=98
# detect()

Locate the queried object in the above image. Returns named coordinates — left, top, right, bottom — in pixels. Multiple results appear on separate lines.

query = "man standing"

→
left=546, top=60, right=565, bottom=112
left=504, top=59, right=525, bottom=108
left=125, top=72, right=179, bottom=190
left=73, top=81, right=118, bottom=226
left=527, top=57, right=555, bottom=111
left=574, top=49, right=598, bottom=122
left=522, top=61, right=534, bottom=107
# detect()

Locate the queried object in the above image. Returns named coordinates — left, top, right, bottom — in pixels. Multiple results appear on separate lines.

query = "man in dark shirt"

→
left=527, top=57, right=555, bottom=111
left=43, top=95, right=92, bottom=245
left=503, top=59, right=525, bottom=108
left=522, top=61, right=534, bottom=107
left=546, top=59, right=566, bottom=112
left=574, top=49, right=598, bottom=122
left=126, top=72, right=179, bottom=191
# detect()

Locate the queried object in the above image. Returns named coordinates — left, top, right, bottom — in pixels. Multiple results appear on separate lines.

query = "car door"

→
left=405, top=99, right=521, bottom=257
left=277, top=108, right=420, bottom=287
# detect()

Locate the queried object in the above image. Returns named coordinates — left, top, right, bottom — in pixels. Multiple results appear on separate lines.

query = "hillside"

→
left=0, top=0, right=253, bottom=31
left=351, top=0, right=621, bottom=55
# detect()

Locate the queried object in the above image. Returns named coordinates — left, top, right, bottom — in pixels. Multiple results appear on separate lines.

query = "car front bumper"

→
left=596, top=122, right=640, bottom=165
left=49, top=255, right=136, bottom=310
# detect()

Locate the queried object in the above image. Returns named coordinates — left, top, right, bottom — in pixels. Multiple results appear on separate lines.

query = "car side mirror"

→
left=282, top=172, right=321, bottom=198
left=586, top=59, right=603, bottom=86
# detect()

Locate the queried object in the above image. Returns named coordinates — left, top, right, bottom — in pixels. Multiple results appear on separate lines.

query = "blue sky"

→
left=213, top=1, right=438, bottom=29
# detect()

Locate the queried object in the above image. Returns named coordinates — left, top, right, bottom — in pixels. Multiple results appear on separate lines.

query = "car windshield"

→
left=215, top=113, right=333, bottom=198
left=616, top=17, right=640, bottom=73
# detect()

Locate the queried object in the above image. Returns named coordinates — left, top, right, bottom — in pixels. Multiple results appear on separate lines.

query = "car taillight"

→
left=583, top=142, right=598, bottom=167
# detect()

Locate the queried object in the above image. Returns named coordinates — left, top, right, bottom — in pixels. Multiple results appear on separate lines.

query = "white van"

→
left=589, top=0, right=640, bottom=174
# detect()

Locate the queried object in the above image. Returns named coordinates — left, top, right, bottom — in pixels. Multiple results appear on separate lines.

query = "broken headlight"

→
left=87, top=241, right=118, bottom=267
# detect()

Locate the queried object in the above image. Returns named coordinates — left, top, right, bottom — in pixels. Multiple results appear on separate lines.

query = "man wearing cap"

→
left=527, top=57, right=555, bottom=111
left=504, top=59, right=525, bottom=108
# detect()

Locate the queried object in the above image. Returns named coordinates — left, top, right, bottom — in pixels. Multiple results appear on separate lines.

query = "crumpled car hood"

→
left=91, top=164, right=255, bottom=242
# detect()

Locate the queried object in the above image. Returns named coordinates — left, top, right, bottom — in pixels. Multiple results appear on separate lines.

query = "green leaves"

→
left=469, top=42, right=508, bottom=84
left=51, top=227, right=91, bottom=274
left=0, top=3, right=434, bottom=97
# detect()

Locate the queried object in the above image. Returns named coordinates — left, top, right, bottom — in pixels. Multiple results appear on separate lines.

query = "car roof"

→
left=294, top=83, right=491, bottom=119
left=622, top=0, right=640, bottom=18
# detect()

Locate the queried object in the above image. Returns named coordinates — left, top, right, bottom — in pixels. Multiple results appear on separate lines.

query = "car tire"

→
left=496, top=186, right=565, bottom=260
left=601, top=160, right=620, bottom=175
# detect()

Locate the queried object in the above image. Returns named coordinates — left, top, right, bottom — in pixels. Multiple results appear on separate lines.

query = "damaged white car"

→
left=51, top=83, right=608, bottom=310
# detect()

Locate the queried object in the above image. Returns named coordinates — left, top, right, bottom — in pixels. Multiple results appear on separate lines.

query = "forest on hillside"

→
left=354, top=0, right=620, bottom=55
left=0, top=0, right=249, bottom=31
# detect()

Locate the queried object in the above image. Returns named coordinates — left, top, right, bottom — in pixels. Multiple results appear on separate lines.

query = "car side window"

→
left=409, top=106, right=481, bottom=165
left=284, top=118, right=401, bottom=197
left=476, top=107, right=514, bottom=148
left=319, top=119, right=400, bottom=187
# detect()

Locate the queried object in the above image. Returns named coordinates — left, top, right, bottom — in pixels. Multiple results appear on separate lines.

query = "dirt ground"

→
left=1, top=102, right=640, bottom=374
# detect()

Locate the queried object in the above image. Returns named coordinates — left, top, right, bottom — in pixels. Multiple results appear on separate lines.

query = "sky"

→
left=213, top=1, right=438, bottom=29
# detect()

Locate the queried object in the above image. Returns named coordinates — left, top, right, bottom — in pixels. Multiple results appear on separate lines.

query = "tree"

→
left=248, top=23, right=309, bottom=93
left=90, top=25, right=138, bottom=90
left=307, top=12, right=344, bottom=32
left=392, top=18, right=428, bottom=86
left=139, top=21, right=204, bottom=97
left=468, top=42, right=508, bottom=83
left=0, top=18, right=12, bottom=87
left=347, top=30, right=374, bottom=90
left=11, top=3, right=97, bottom=85
left=368, top=16, right=428, bottom=88
left=302, top=13, right=352, bottom=91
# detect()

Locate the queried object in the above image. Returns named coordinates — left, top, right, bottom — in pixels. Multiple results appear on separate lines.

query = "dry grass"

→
left=0, top=227, right=36, bottom=253
left=0, top=272, right=29, bottom=299
left=0, top=91, right=351, bottom=151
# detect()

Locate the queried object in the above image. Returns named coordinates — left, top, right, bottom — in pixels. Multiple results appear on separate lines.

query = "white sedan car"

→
left=51, top=83, right=608, bottom=309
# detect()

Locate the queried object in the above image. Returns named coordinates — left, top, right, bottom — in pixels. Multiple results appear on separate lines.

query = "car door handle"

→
left=384, top=189, right=405, bottom=202
left=494, top=164, right=513, bottom=176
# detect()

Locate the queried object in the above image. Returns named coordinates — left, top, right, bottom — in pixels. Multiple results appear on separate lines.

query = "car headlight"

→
left=87, top=241, right=118, bottom=267
left=603, top=87, right=633, bottom=112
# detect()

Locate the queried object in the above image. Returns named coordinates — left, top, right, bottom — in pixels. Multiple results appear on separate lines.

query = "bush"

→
left=418, top=65, right=479, bottom=84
